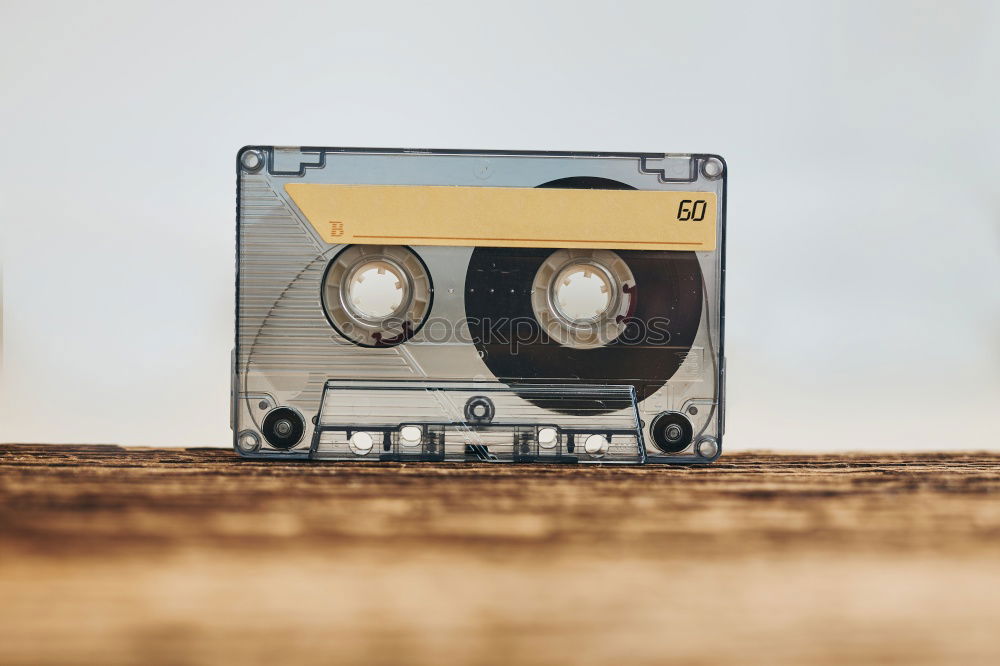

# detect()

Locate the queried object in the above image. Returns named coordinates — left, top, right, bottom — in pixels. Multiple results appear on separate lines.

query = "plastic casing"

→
left=234, top=147, right=726, bottom=463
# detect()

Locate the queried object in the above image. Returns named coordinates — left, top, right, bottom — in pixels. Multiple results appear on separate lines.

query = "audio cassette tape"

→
left=233, top=147, right=726, bottom=464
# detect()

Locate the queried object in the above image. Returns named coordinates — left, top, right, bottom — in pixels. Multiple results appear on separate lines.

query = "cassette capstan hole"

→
left=400, top=425, right=422, bottom=447
left=349, top=431, right=374, bottom=455
left=537, top=427, right=558, bottom=449
left=584, top=434, right=610, bottom=456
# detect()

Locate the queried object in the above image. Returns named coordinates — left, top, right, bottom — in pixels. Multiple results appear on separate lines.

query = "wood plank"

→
left=1, top=445, right=998, bottom=665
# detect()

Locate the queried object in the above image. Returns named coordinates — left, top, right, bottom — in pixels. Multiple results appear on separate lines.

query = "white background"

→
left=1, top=1, right=998, bottom=450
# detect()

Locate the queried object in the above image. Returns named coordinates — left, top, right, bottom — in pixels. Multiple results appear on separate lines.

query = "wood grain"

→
left=1, top=445, right=998, bottom=665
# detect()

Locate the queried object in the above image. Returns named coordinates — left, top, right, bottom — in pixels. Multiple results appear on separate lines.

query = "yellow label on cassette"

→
left=284, top=184, right=717, bottom=251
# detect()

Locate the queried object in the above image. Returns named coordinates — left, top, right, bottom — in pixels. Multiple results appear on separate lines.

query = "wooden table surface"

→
left=1, top=444, right=998, bottom=665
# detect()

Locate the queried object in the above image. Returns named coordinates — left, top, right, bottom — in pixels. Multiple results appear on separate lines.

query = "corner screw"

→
left=701, top=157, right=723, bottom=180
left=696, top=437, right=719, bottom=459
left=237, top=431, right=260, bottom=453
left=241, top=150, right=263, bottom=172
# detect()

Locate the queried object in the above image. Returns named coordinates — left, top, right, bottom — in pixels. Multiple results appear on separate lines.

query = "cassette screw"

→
left=687, top=406, right=698, bottom=416
left=241, top=150, right=263, bottom=172
left=701, top=157, right=723, bottom=180
left=237, top=431, right=259, bottom=452
left=696, top=437, right=720, bottom=459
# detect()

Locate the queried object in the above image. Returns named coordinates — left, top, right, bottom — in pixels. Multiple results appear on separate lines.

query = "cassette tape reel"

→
left=234, top=147, right=726, bottom=464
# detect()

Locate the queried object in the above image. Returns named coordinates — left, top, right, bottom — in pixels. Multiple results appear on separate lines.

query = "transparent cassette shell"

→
left=234, top=147, right=726, bottom=464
